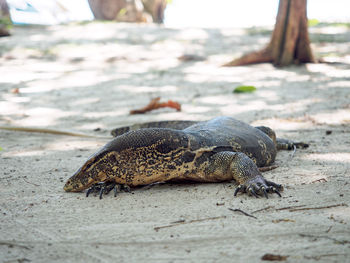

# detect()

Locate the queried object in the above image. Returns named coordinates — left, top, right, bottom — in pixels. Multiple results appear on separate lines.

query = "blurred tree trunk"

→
left=88, top=0, right=127, bottom=20
left=88, top=0, right=145, bottom=22
left=88, top=0, right=166, bottom=23
left=0, top=0, right=11, bottom=37
left=142, top=0, right=167, bottom=23
left=223, top=0, right=315, bottom=67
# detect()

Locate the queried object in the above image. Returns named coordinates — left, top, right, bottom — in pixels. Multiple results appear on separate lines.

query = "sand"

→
left=0, top=22, right=350, bottom=262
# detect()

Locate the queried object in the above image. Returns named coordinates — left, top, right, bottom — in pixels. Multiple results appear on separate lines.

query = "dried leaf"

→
left=11, top=88, right=20, bottom=94
left=130, top=97, right=181, bottom=114
left=178, top=54, right=205, bottom=62
left=261, top=253, right=288, bottom=261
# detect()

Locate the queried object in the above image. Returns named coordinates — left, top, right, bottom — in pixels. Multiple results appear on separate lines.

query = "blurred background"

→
left=2, top=0, right=350, bottom=28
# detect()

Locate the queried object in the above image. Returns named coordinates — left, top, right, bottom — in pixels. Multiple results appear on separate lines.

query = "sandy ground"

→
left=0, top=22, right=350, bottom=262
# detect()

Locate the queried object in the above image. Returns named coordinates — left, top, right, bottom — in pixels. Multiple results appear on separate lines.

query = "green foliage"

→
left=246, top=27, right=272, bottom=36
left=327, top=22, right=350, bottom=28
left=118, top=8, right=127, bottom=16
left=0, top=146, right=3, bottom=151
left=0, top=17, right=12, bottom=29
left=233, top=86, right=256, bottom=93
left=308, top=19, right=319, bottom=27
left=308, top=20, right=350, bottom=28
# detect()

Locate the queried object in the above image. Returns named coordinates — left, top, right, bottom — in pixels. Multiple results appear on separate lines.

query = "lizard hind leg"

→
left=276, top=138, right=309, bottom=150
left=255, top=126, right=309, bottom=150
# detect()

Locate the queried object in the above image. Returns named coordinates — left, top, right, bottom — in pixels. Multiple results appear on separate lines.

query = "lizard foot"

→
left=277, top=138, right=309, bottom=150
left=234, top=176, right=283, bottom=199
left=294, top=142, right=309, bottom=149
left=86, top=182, right=131, bottom=199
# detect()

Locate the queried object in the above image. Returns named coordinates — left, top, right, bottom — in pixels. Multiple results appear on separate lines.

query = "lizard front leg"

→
left=86, top=182, right=131, bottom=199
left=206, top=151, right=283, bottom=198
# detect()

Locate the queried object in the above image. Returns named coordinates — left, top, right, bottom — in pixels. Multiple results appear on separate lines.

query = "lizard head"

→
left=64, top=150, right=111, bottom=192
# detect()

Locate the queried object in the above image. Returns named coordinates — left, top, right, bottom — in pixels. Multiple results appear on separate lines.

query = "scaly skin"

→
left=64, top=117, right=307, bottom=198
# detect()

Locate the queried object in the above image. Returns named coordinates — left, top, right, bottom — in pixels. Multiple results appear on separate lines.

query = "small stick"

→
left=252, top=205, right=274, bottom=214
left=228, top=208, right=257, bottom=219
left=23, top=178, right=40, bottom=187
left=325, top=226, right=332, bottom=233
left=311, top=178, right=327, bottom=183
left=304, top=254, right=347, bottom=260
left=299, top=234, right=350, bottom=245
left=288, top=203, right=347, bottom=212
left=0, top=126, right=110, bottom=138
left=275, top=205, right=306, bottom=211
left=0, top=241, right=31, bottom=250
left=154, top=216, right=226, bottom=231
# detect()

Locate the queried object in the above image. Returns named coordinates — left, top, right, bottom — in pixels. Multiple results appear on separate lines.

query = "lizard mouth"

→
left=63, top=179, right=75, bottom=192
left=63, top=166, right=99, bottom=192
left=63, top=169, right=86, bottom=192
left=63, top=179, right=88, bottom=192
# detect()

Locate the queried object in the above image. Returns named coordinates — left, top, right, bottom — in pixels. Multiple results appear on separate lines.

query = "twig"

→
left=23, top=178, right=40, bottom=187
left=304, top=254, right=347, bottom=260
left=311, top=178, right=327, bottom=183
left=0, top=126, right=109, bottom=138
left=0, top=241, right=31, bottom=250
left=170, top=219, right=185, bottom=224
left=299, top=234, right=350, bottom=245
left=228, top=208, right=257, bottom=219
left=288, top=203, right=347, bottom=212
left=154, top=216, right=226, bottom=231
left=252, top=206, right=274, bottom=214
left=275, top=205, right=306, bottom=211
left=325, top=226, right=332, bottom=233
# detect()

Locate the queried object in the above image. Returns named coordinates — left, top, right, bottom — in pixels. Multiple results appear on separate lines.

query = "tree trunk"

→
left=223, top=0, right=315, bottom=67
left=142, top=0, right=167, bottom=23
left=88, top=0, right=166, bottom=23
left=88, top=0, right=148, bottom=22
left=0, top=0, right=11, bottom=37
left=88, top=0, right=127, bottom=20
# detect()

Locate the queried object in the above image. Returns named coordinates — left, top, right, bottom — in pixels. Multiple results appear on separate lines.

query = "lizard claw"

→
left=86, top=182, right=131, bottom=199
left=248, top=187, right=259, bottom=198
left=262, top=187, right=268, bottom=199
left=270, top=187, right=282, bottom=197
left=294, top=142, right=309, bottom=149
left=234, top=185, right=245, bottom=196
left=234, top=176, right=283, bottom=198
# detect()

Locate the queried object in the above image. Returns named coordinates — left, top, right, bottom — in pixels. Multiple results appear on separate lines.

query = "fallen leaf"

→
left=130, top=97, right=181, bottom=114
left=178, top=54, right=205, bottom=62
left=233, top=85, right=256, bottom=93
left=11, top=88, right=20, bottom=94
left=261, top=253, right=288, bottom=261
